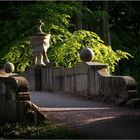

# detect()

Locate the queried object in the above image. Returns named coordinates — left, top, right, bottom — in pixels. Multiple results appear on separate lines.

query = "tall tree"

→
left=74, top=2, right=83, bottom=30
left=102, top=1, right=111, bottom=46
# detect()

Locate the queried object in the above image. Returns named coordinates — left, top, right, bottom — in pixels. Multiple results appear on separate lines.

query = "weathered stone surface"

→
left=42, top=67, right=53, bottom=91
left=0, top=81, right=7, bottom=95
left=76, top=74, right=88, bottom=95
left=79, top=47, right=95, bottom=62
left=24, top=67, right=36, bottom=91
left=98, top=69, right=137, bottom=101
left=63, top=75, right=75, bottom=94
left=74, top=62, right=89, bottom=74
left=25, top=58, right=138, bottom=106
left=9, top=75, right=29, bottom=92
left=23, top=101, right=47, bottom=123
left=24, top=66, right=43, bottom=91
left=88, top=66, right=99, bottom=96
left=5, top=100, right=17, bottom=121
left=0, top=74, right=47, bottom=122
left=0, top=76, right=29, bottom=122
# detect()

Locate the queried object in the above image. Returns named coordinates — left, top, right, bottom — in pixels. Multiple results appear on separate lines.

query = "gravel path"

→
left=30, top=91, right=140, bottom=139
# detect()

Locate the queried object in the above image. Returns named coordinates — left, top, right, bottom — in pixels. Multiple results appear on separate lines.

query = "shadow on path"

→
left=73, top=115, right=140, bottom=139
left=30, top=91, right=140, bottom=139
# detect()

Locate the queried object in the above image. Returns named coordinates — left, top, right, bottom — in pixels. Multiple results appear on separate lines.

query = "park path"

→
left=30, top=91, right=140, bottom=139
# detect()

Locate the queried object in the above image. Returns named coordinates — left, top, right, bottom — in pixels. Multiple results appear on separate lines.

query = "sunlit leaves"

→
left=50, top=30, right=132, bottom=73
left=0, top=1, right=75, bottom=72
left=2, top=41, right=32, bottom=72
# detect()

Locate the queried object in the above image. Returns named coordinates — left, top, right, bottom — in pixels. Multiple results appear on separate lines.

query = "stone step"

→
left=127, top=90, right=139, bottom=99
left=17, top=92, right=30, bottom=101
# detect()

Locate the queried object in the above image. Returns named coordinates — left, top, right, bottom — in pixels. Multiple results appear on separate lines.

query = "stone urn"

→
left=29, top=20, right=51, bottom=66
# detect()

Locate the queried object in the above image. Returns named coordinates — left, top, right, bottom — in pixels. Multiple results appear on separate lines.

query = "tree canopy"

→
left=0, top=1, right=133, bottom=73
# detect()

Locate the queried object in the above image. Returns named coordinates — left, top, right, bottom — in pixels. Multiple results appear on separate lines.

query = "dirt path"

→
left=31, top=91, right=140, bottom=139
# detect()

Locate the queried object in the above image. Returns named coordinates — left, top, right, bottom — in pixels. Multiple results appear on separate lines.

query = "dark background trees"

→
left=0, top=1, right=140, bottom=89
left=80, top=1, right=140, bottom=89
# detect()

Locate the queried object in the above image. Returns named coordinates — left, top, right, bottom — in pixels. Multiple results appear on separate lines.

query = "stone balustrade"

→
left=98, top=69, right=137, bottom=101
left=26, top=61, right=139, bottom=106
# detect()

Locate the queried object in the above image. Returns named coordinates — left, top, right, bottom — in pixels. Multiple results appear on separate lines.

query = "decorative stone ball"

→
left=79, top=47, right=95, bottom=62
left=4, top=62, right=15, bottom=73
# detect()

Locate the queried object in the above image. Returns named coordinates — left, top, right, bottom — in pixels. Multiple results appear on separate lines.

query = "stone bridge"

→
left=0, top=62, right=140, bottom=138
left=25, top=61, right=139, bottom=107
left=0, top=20, right=140, bottom=138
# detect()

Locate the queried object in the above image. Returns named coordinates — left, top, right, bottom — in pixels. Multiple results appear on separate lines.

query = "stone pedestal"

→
left=25, top=65, right=45, bottom=91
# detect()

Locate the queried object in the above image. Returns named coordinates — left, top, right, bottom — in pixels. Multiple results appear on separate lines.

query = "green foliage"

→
left=0, top=1, right=74, bottom=72
left=106, top=1, right=140, bottom=89
left=2, top=40, right=32, bottom=72
left=0, top=121, right=80, bottom=139
left=50, top=30, right=131, bottom=72
left=0, top=1, right=132, bottom=74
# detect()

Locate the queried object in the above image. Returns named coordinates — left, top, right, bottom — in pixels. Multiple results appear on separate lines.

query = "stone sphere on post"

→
left=4, top=62, right=15, bottom=73
left=79, top=47, right=95, bottom=62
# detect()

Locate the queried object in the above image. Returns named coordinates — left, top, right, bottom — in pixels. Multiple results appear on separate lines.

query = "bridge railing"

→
left=25, top=61, right=139, bottom=106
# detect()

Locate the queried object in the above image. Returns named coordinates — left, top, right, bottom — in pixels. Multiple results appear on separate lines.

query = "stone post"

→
left=27, top=20, right=51, bottom=91
left=0, top=62, right=47, bottom=122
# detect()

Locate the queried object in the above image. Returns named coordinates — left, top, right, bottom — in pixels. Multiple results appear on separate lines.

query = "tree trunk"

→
left=74, top=2, right=83, bottom=30
left=102, top=1, right=111, bottom=46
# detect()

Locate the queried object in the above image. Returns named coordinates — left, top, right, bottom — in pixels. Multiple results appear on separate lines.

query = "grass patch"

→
left=0, top=121, right=80, bottom=139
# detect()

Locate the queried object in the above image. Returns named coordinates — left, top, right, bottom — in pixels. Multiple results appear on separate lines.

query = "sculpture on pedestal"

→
left=29, top=20, right=51, bottom=66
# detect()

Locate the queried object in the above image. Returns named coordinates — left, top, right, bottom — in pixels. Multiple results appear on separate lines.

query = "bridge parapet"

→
left=0, top=66, right=46, bottom=122
left=25, top=61, right=139, bottom=107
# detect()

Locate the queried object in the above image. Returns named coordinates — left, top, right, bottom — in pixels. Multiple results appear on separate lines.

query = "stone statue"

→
left=29, top=20, right=51, bottom=66
left=42, top=34, right=51, bottom=64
